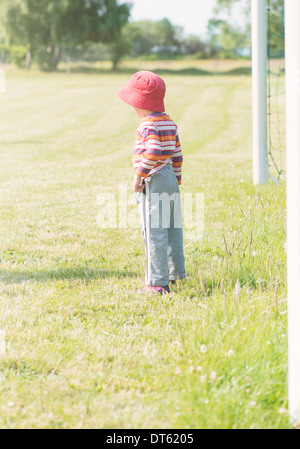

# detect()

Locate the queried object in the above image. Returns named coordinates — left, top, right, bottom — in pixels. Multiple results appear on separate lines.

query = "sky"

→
left=129, top=0, right=217, bottom=38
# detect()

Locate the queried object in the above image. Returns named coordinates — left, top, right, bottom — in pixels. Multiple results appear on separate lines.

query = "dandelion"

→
left=234, top=280, right=241, bottom=302
left=209, top=371, right=217, bottom=380
left=248, top=401, right=257, bottom=408
left=175, top=367, right=182, bottom=375
left=200, top=344, right=207, bottom=354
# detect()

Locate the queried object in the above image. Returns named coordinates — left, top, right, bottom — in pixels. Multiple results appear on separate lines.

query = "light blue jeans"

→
left=135, top=165, right=186, bottom=286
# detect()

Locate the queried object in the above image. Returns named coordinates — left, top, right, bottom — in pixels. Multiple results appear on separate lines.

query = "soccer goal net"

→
left=267, top=0, right=285, bottom=183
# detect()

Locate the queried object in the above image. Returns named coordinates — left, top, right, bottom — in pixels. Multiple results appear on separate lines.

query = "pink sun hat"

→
left=118, top=71, right=166, bottom=112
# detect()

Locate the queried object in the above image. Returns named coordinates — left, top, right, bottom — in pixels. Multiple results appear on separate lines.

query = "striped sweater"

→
left=133, top=112, right=183, bottom=185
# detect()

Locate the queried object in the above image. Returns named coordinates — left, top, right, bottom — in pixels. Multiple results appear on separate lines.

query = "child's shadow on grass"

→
left=0, top=267, right=139, bottom=285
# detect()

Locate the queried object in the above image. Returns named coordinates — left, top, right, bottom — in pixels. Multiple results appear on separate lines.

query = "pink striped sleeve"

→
left=135, top=122, right=162, bottom=178
left=172, top=133, right=183, bottom=185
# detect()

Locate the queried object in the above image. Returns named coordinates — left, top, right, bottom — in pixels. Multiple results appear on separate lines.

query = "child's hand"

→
left=133, top=174, right=145, bottom=192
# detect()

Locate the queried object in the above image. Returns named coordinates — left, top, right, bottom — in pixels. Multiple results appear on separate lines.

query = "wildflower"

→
left=175, top=367, right=182, bottom=375
left=200, top=344, right=207, bottom=353
left=189, top=366, right=194, bottom=373
left=226, top=349, right=234, bottom=358
left=196, top=366, right=202, bottom=372
left=199, top=374, right=207, bottom=383
left=209, top=371, right=217, bottom=380
left=248, top=401, right=257, bottom=408
left=234, top=280, right=241, bottom=298
left=278, top=407, right=288, bottom=415
left=252, top=250, right=257, bottom=257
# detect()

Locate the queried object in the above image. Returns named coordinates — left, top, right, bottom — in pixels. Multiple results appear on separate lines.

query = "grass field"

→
left=0, top=61, right=289, bottom=429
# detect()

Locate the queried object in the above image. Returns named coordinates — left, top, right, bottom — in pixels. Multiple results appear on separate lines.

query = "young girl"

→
left=118, top=71, right=186, bottom=294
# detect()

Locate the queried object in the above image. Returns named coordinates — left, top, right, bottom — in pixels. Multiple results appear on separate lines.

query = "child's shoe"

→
left=140, top=285, right=169, bottom=295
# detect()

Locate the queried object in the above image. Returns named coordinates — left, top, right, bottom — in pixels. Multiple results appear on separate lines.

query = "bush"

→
left=0, top=45, right=27, bottom=67
left=10, top=46, right=27, bottom=67
left=0, top=44, right=10, bottom=63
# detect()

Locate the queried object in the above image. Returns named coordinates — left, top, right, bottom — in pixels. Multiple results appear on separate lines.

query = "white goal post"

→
left=252, top=0, right=269, bottom=186
left=252, top=0, right=300, bottom=423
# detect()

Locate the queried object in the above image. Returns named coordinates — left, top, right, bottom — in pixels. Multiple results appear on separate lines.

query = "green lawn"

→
left=0, top=62, right=289, bottom=429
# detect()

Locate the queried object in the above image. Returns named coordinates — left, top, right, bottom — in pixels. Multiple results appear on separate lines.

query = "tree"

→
left=124, top=18, right=183, bottom=59
left=0, top=1, right=9, bottom=44
left=207, top=19, right=224, bottom=57
left=1, top=0, right=130, bottom=70
left=110, top=32, right=131, bottom=70
left=181, top=35, right=208, bottom=57
left=214, top=0, right=250, bottom=16
left=124, top=20, right=157, bottom=57
left=154, top=18, right=183, bottom=57
left=214, top=0, right=284, bottom=57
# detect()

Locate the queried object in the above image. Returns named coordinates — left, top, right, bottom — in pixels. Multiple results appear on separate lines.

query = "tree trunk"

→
left=66, top=55, right=71, bottom=74
left=52, top=45, right=61, bottom=71
left=112, top=55, right=119, bottom=71
left=25, top=49, right=32, bottom=70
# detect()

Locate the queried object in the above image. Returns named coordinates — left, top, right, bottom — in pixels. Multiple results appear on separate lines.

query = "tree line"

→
left=0, top=0, right=284, bottom=71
